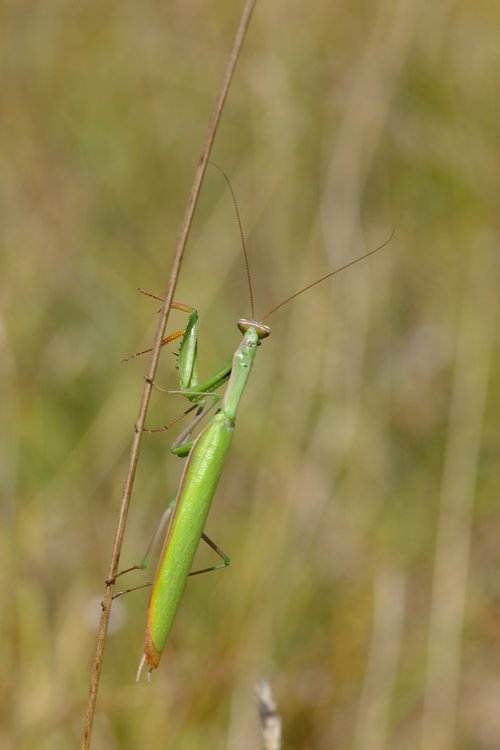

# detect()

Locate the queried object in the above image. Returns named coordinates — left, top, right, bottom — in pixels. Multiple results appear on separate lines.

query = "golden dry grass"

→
left=1, top=1, right=499, bottom=749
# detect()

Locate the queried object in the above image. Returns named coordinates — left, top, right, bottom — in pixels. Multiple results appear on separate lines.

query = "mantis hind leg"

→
left=107, top=501, right=175, bottom=589
left=109, top=503, right=230, bottom=599
left=189, top=532, right=231, bottom=576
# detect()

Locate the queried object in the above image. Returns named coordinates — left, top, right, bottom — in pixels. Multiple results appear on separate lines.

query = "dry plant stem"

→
left=80, top=2, right=258, bottom=748
left=354, top=571, right=405, bottom=750
left=420, top=246, right=498, bottom=750
left=256, top=680, right=282, bottom=750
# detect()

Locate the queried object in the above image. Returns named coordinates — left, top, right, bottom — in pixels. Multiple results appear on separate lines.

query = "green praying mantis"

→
left=121, top=178, right=389, bottom=681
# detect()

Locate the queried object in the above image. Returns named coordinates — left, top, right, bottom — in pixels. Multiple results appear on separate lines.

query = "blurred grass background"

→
left=1, top=1, right=499, bottom=748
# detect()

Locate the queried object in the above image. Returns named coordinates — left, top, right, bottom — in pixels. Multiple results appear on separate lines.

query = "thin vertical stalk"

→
left=420, top=246, right=498, bottom=750
left=80, top=2, right=258, bottom=748
left=256, top=680, right=282, bottom=750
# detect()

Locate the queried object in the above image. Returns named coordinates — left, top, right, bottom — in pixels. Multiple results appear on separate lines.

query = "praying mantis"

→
left=123, top=177, right=389, bottom=680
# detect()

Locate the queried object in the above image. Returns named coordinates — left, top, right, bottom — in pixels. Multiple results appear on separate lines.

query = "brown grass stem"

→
left=256, top=680, right=282, bottom=750
left=80, top=2, right=258, bottom=748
